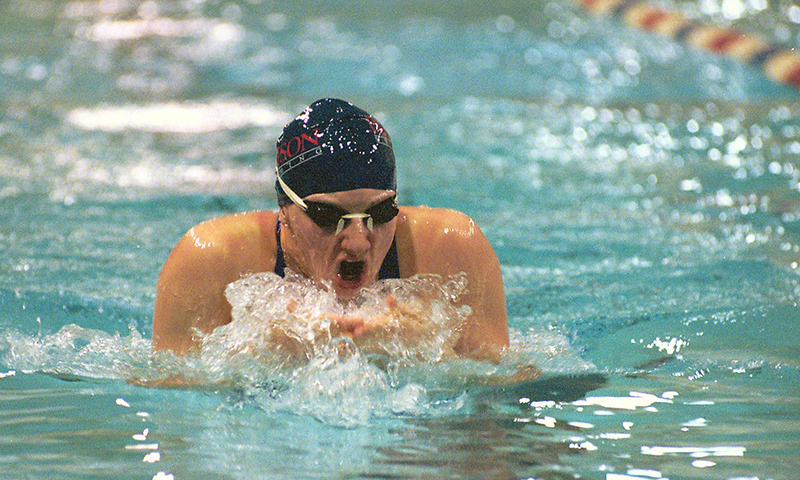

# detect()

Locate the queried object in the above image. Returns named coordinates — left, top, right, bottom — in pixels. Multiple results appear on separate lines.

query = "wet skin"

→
left=152, top=195, right=509, bottom=358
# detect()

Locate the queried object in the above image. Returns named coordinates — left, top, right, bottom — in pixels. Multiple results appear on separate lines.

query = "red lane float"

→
left=574, top=0, right=800, bottom=90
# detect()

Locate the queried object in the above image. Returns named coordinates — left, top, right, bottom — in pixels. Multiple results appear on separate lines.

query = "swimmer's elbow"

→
left=454, top=309, right=509, bottom=362
left=454, top=334, right=507, bottom=363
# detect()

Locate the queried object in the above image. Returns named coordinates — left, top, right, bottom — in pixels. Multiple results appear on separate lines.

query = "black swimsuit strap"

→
left=378, top=235, right=401, bottom=280
left=273, top=219, right=400, bottom=279
left=274, top=219, right=287, bottom=276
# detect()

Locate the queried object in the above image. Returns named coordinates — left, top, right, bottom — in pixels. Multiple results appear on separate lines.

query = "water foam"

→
left=211, top=270, right=471, bottom=366
left=1, top=323, right=151, bottom=381
left=0, top=271, right=595, bottom=426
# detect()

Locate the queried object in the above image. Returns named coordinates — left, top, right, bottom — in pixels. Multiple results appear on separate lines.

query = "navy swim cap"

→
left=275, top=98, right=396, bottom=205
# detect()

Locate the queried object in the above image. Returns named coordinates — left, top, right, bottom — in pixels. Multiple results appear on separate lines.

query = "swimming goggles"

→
left=277, top=169, right=399, bottom=235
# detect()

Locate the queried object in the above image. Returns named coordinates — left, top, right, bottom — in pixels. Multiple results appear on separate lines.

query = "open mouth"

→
left=339, top=260, right=365, bottom=283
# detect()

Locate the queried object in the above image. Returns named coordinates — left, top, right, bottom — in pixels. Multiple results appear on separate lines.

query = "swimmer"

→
left=152, top=98, right=509, bottom=361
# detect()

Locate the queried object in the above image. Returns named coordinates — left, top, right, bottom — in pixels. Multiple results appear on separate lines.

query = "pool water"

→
left=2, top=0, right=800, bottom=479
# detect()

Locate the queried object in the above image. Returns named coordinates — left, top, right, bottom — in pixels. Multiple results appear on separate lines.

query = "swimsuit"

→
left=273, top=220, right=400, bottom=280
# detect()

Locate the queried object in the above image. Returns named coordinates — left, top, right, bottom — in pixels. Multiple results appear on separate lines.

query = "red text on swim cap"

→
left=277, top=130, right=320, bottom=165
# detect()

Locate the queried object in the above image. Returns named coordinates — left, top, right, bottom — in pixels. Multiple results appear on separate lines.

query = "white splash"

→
left=210, top=270, right=471, bottom=368
left=0, top=271, right=583, bottom=426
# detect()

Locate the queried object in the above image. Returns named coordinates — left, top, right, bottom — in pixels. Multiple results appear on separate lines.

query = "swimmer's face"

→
left=279, top=188, right=398, bottom=300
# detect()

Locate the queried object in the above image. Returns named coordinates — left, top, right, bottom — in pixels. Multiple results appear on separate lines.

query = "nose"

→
left=338, top=217, right=371, bottom=256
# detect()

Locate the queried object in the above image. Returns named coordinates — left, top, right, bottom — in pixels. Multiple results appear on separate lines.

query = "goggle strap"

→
left=278, top=168, right=380, bottom=235
left=276, top=168, right=308, bottom=210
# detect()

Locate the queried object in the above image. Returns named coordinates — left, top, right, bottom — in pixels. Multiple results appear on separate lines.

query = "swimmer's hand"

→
left=329, top=294, right=423, bottom=339
left=327, top=295, right=452, bottom=357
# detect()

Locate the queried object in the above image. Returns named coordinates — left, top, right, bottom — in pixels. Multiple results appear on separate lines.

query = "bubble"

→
left=495, top=15, right=515, bottom=34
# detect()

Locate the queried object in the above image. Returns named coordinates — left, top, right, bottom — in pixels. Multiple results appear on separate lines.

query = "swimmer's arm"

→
left=152, top=212, right=277, bottom=355
left=403, top=208, right=510, bottom=360
left=444, top=215, right=509, bottom=360
left=152, top=229, right=236, bottom=354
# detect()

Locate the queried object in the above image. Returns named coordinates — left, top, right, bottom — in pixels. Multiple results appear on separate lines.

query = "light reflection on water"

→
left=1, top=0, right=800, bottom=478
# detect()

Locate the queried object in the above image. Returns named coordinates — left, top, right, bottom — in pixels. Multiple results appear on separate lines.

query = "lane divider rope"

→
left=574, top=0, right=800, bottom=90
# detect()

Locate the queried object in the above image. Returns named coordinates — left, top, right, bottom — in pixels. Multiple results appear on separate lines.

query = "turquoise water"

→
left=2, top=0, right=800, bottom=479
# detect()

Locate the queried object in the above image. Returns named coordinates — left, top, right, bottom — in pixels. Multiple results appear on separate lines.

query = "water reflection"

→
left=67, top=101, right=286, bottom=133
left=376, top=415, right=587, bottom=479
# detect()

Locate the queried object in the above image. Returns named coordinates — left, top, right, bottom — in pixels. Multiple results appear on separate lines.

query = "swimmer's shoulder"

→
left=396, top=206, right=490, bottom=275
left=184, top=210, right=278, bottom=246
left=397, top=205, right=480, bottom=240
left=167, top=210, right=279, bottom=273
left=154, top=210, right=280, bottom=354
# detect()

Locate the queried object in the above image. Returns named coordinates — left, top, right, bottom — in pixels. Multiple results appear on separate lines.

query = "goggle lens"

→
left=304, top=197, right=398, bottom=234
